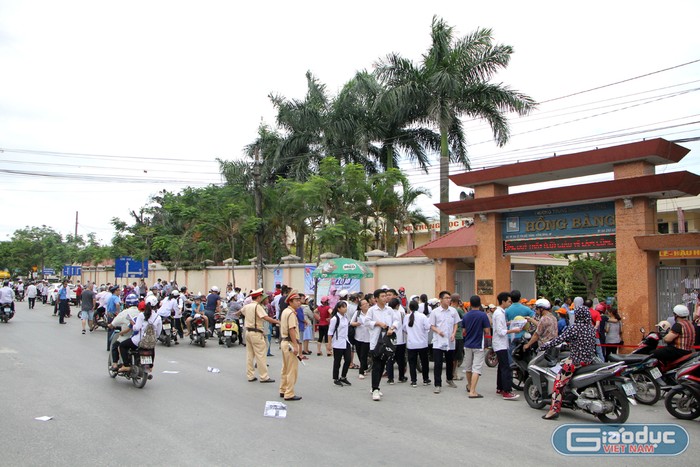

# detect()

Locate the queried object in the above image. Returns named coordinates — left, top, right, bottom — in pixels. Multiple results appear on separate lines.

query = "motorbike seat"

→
left=608, top=353, right=650, bottom=364
left=572, top=363, right=615, bottom=376
left=663, top=352, right=695, bottom=370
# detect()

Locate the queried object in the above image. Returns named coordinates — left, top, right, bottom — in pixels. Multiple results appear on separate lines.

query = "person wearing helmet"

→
left=524, top=299, right=557, bottom=351
left=104, top=285, right=123, bottom=350
left=118, top=295, right=163, bottom=374
left=204, top=287, right=221, bottom=335
left=652, top=304, right=696, bottom=365
left=79, top=280, right=96, bottom=335
left=108, top=294, right=141, bottom=371
left=157, top=290, right=181, bottom=344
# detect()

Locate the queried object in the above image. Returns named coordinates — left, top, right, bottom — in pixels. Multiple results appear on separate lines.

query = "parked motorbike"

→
left=189, top=315, right=207, bottom=347
left=664, top=359, right=700, bottom=420
left=485, top=337, right=498, bottom=368
left=219, top=319, right=240, bottom=347
left=0, top=304, right=14, bottom=323
left=107, top=332, right=153, bottom=388
left=214, top=312, right=225, bottom=340
left=524, top=346, right=636, bottom=423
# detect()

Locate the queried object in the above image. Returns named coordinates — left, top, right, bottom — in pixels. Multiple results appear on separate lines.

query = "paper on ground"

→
left=162, top=371, right=180, bottom=374
left=264, top=401, right=287, bottom=418
left=35, top=416, right=53, bottom=421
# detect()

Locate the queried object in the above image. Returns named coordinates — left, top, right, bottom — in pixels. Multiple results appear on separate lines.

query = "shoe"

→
left=334, top=379, right=344, bottom=386
left=434, top=387, right=441, bottom=394
left=372, top=389, right=381, bottom=401
left=502, top=392, right=520, bottom=400
left=423, top=380, right=431, bottom=386
left=339, top=378, right=351, bottom=386
left=301, top=356, right=309, bottom=360
left=411, top=382, right=417, bottom=388
left=284, top=395, right=302, bottom=401
left=82, top=330, right=86, bottom=334
left=317, top=352, right=322, bottom=356
left=398, top=377, right=408, bottom=383
left=260, top=378, right=275, bottom=383
left=358, top=374, right=365, bottom=380
left=542, top=412, right=559, bottom=420
left=388, top=380, right=395, bottom=385
left=175, top=341, right=179, bottom=345
left=327, top=353, right=332, bottom=357
left=454, top=376, right=464, bottom=381
left=446, top=380, right=457, bottom=388
left=468, top=394, right=484, bottom=399
left=248, top=377, right=258, bottom=382
left=496, top=389, right=502, bottom=395
left=267, top=354, right=274, bottom=357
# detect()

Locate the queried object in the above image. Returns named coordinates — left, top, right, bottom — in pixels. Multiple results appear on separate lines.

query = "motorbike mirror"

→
left=640, top=327, right=645, bottom=334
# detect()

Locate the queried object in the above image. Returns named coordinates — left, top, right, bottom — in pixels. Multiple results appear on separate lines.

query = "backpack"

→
left=139, top=316, right=158, bottom=349
left=371, top=330, right=396, bottom=362
left=347, top=310, right=359, bottom=346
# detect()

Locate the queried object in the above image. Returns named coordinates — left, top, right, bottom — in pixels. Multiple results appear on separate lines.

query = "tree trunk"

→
left=295, top=228, right=305, bottom=262
left=439, top=127, right=450, bottom=236
left=230, top=236, right=236, bottom=287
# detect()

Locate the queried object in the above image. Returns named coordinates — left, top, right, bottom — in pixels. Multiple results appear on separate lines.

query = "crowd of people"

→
left=8, top=277, right=700, bottom=413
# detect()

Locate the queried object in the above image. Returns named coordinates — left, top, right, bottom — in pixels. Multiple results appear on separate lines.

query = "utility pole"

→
left=253, top=148, right=264, bottom=289
left=75, top=211, right=78, bottom=237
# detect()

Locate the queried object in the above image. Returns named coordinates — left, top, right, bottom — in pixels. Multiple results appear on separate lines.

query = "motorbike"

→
left=485, top=337, right=498, bottom=368
left=15, top=290, right=24, bottom=302
left=214, top=312, right=225, bottom=341
left=107, top=332, right=153, bottom=389
left=524, top=346, right=636, bottom=423
left=219, top=319, right=239, bottom=347
left=0, top=304, right=14, bottom=323
left=92, top=307, right=109, bottom=330
left=159, top=316, right=175, bottom=347
left=664, top=359, right=700, bottom=420
left=189, top=314, right=207, bottom=348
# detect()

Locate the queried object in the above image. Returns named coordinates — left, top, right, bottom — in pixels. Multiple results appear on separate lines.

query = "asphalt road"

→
left=1, top=300, right=698, bottom=466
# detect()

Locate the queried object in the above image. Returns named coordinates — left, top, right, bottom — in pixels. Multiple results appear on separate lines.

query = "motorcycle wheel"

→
left=132, top=367, right=148, bottom=389
left=107, top=354, right=118, bottom=379
left=512, top=369, right=525, bottom=391
left=485, top=349, right=498, bottom=368
left=597, top=389, right=630, bottom=423
left=664, top=388, right=700, bottom=420
left=225, top=337, right=232, bottom=348
left=199, top=336, right=206, bottom=348
left=165, top=335, right=171, bottom=347
left=524, top=377, right=547, bottom=409
left=631, top=371, right=661, bottom=405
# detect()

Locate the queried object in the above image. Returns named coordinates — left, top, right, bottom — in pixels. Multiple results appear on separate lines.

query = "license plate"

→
left=551, top=364, right=562, bottom=374
left=140, top=356, right=153, bottom=365
left=163, top=324, right=171, bottom=330
left=197, top=326, right=205, bottom=333
left=623, top=382, right=636, bottom=396
left=224, top=331, right=232, bottom=336
left=2, top=307, right=10, bottom=313
left=649, top=367, right=662, bottom=380
left=215, top=323, right=222, bottom=329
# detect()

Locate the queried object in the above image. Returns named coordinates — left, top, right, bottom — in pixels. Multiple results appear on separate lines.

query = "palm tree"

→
left=376, top=16, right=536, bottom=235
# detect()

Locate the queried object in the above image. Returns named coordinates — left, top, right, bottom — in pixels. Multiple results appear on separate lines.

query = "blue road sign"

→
left=62, top=265, right=82, bottom=276
left=42, top=268, right=56, bottom=276
left=115, top=256, right=148, bottom=278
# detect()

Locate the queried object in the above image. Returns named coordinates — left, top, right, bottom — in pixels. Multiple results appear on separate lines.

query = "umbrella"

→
left=312, top=257, right=374, bottom=279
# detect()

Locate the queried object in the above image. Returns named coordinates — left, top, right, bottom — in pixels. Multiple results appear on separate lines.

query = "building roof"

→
left=401, top=225, right=477, bottom=259
left=449, top=139, right=690, bottom=188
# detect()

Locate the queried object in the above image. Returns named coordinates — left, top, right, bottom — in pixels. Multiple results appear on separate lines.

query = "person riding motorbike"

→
left=0, top=281, right=15, bottom=316
left=109, top=294, right=141, bottom=371
left=652, top=304, right=696, bottom=365
left=538, top=298, right=597, bottom=420
left=118, top=296, right=162, bottom=373
left=186, top=295, right=209, bottom=335
left=524, top=299, right=558, bottom=351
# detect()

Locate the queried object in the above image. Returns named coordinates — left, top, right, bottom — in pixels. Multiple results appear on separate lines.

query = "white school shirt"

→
left=352, top=309, right=370, bottom=343
left=392, top=308, right=406, bottom=345
left=362, top=304, right=399, bottom=350
left=328, top=313, right=350, bottom=349
left=403, top=311, right=431, bottom=349
left=429, top=306, right=459, bottom=350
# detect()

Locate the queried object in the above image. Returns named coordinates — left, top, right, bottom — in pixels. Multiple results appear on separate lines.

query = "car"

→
left=49, top=283, right=77, bottom=306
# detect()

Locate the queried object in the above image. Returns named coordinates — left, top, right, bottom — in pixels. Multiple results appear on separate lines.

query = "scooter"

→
left=524, top=346, right=636, bottom=423
left=219, top=319, right=239, bottom=348
left=107, top=332, right=153, bottom=389
left=189, top=315, right=207, bottom=348
left=92, top=307, right=109, bottom=330
left=664, top=359, right=700, bottom=420
left=0, top=304, right=14, bottom=323
left=214, top=312, right=226, bottom=341
left=159, top=316, right=173, bottom=347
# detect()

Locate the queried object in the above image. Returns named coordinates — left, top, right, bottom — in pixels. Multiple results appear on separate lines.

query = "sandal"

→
left=118, top=366, right=131, bottom=373
left=349, top=364, right=360, bottom=369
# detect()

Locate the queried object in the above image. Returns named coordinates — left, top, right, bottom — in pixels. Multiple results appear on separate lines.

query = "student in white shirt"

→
left=361, top=289, right=399, bottom=401
left=328, top=301, right=352, bottom=386
left=350, top=298, right=371, bottom=379
left=404, top=300, right=431, bottom=387
left=386, top=297, right=407, bottom=384
left=429, top=290, right=459, bottom=393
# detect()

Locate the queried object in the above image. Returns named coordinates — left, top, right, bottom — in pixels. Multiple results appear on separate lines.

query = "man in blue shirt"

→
left=105, top=286, right=122, bottom=350
left=57, top=279, right=70, bottom=325
left=504, top=290, right=535, bottom=363
left=462, top=295, right=491, bottom=398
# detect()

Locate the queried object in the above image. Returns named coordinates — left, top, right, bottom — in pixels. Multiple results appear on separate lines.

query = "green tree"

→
left=376, top=16, right=536, bottom=235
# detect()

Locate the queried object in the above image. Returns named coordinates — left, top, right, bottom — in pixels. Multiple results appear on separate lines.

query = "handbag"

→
left=371, top=329, right=396, bottom=362
left=347, top=310, right=359, bottom=346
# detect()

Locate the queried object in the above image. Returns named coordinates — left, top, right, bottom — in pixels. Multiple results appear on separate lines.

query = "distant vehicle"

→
left=49, top=283, right=77, bottom=306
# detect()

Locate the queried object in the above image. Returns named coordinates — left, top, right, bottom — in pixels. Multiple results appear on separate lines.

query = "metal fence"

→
left=657, top=266, right=700, bottom=323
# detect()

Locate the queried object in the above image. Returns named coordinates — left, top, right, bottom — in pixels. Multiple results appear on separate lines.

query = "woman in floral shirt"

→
left=539, top=301, right=596, bottom=420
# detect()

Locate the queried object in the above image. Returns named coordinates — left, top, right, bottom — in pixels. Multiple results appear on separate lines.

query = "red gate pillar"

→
left=474, top=184, right=511, bottom=305
left=614, top=161, right=659, bottom=347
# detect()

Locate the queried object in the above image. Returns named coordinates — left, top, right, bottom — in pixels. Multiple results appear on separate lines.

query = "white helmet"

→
left=657, top=320, right=672, bottom=331
left=171, top=290, right=180, bottom=297
left=211, top=286, right=220, bottom=293
left=673, top=304, right=690, bottom=317
left=145, top=295, right=158, bottom=307
left=535, top=298, right=551, bottom=310
left=339, top=289, right=349, bottom=298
